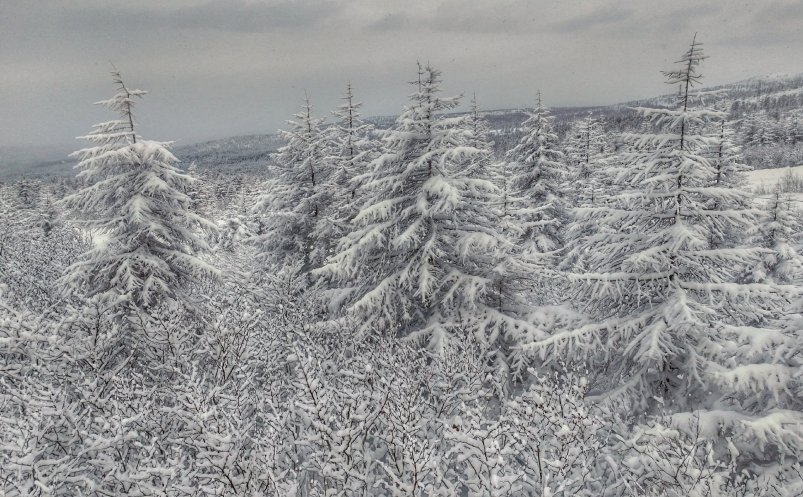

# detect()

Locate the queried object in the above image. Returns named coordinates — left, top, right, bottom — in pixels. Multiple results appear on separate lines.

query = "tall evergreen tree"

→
left=62, top=69, right=217, bottom=311
left=253, top=95, right=329, bottom=271
left=565, top=114, right=608, bottom=206
left=710, top=117, right=748, bottom=189
left=321, top=84, right=377, bottom=252
left=317, top=65, right=542, bottom=365
left=466, top=93, right=496, bottom=181
left=747, top=188, right=802, bottom=284
left=531, top=38, right=800, bottom=463
left=505, top=92, right=568, bottom=260
left=503, top=92, right=569, bottom=310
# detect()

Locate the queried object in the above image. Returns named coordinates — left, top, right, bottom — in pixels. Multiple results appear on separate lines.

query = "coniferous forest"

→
left=1, top=36, right=802, bottom=496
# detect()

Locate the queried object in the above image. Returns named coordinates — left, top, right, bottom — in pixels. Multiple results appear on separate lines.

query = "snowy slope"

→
left=745, top=165, right=803, bottom=191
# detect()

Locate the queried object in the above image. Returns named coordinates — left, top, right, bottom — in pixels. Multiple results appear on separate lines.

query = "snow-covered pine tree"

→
left=747, top=187, right=802, bottom=284
left=502, top=92, right=569, bottom=314
left=465, top=94, right=541, bottom=381
left=505, top=91, right=568, bottom=265
left=59, top=76, right=220, bottom=484
left=317, top=65, right=543, bottom=363
left=253, top=95, right=329, bottom=272
left=14, top=179, right=39, bottom=209
left=739, top=111, right=760, bottom=148
left=565, top=114, right=608, bottom=206
left=787, top=116, right=802, bottom=145
left=710, top=117, right=748, bottom=189
left=529, top=37, right=801, bottom=467
left=705, top=110, right=752, bottom=249
left=466, top=93, right=496, bottom=181
left=745, top=113, right=776, bottom=147
left=320, top=84, right=377, bottom=255
left=186, top=161, right=211, bottom=216
left=62, top=69, right=217, bottom=311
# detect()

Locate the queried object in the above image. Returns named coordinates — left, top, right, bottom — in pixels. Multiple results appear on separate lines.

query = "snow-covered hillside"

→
left=745, top=164, right=803, bottom=190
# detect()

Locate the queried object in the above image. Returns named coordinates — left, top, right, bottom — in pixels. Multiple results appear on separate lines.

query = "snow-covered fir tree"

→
left=706, top=112, right=752, bottom=249
left=253, top=95, right=330, bottom=271
left=531, top=37, right=801, bottom=472
left=505, top=92, right=568, bottom=267
left=317, top=65, right=543, bottom=370
left=466, top=93, right=497, bottom=181
left=501, top=92, right=570, bottom=316
left=747, top=188, right=802, bottom=284
left=710, top=117, right=748, bottom=189
left=62, top=69, right=217, bottom=311
left=565, top=113, right=608, bottom=205
left=321, top=83, right=377, bottom=251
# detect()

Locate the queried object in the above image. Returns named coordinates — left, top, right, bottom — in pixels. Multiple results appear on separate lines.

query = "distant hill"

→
left=173, top=134, right=285, bottom=174
left=0, top=144, right=76, bottom=179
left=3, top=72, right=802, bottom=179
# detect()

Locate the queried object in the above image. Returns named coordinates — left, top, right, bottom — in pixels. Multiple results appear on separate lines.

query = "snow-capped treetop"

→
left=79, top=67, right=146, bottom=149
left=663, top=33, right=706, bottom=111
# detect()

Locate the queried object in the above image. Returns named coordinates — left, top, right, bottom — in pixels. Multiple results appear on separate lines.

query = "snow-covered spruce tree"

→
left=253, top=95, right=329, bottom=272
left=216, top=175, right=259, bottom=257
left=740, top=112, right=763, bottom=148
left=529, top=37, right=801, bottom=468
left=34, top=70, right=222, bottom=496
left=707, top=111, right=753, bottom=250
left=466, top=93, right=497, bottom=181
left=186, top=161, right=213, bottom=217
left=505, top=92, right=568, bottom=256
left=710, top=116, right=748, bottom=190
left=561, top=115, right=613, bottom=274
left=317, top=65, right=542, bottom=364
left=465, top=94, right=542, bottom=383
left=14, top=178, right=39, bottom=209
left=565, top=114, right=608, bottom=206
left=746, top=188, right=802, bottom=284
left=504, top=92, right=568, bottom=306
left=62, top=69, right=217, bottom=312
left=320, top=83, right=377, bottom=253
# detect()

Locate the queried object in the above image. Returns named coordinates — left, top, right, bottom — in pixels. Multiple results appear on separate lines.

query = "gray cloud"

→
left=549, top=5, right=633, bottom=33
left=756, top=0, right=803, bottom=21
left=362, top=1, right=561, bottom=34
left=54, top=0, right=342, bottom=34
left=717, top=1, right=803, bottom=47
left=1, top=0, right=801, bottom=151
left=369, top=12, right=411, bottom=31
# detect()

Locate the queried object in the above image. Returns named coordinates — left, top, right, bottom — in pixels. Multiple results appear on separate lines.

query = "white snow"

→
left=744, top=165, right=803, bottom=191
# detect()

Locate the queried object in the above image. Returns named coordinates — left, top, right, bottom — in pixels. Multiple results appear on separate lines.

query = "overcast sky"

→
left=1, top=0, right=802, bottom=149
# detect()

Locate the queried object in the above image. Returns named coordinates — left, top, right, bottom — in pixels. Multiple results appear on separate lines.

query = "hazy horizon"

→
left=2, top=0, right=803, bottom=149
